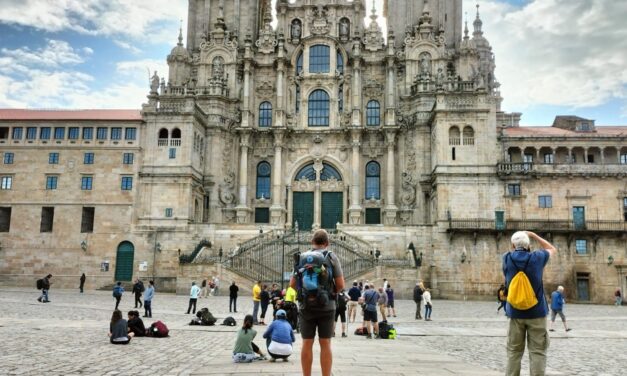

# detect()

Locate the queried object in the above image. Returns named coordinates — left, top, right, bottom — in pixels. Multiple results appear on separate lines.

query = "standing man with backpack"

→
left=503, top=231, right=556, bottom=376
left=37, top=274, right=52, bottom=303
left=113, top=282, right=124, bottom=310
left=290, top=229, right=345, bottom=376
left=132, top=279, right=144, bottom=309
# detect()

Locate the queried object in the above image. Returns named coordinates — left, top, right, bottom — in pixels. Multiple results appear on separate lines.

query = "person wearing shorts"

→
left=549, top=286, right=571, bottom=332
left=291, top=229, right=345, bottom=376
left=361, top=284, right=379, bottom=339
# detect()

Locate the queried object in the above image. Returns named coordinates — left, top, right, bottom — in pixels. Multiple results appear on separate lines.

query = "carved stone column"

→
left=270, top=131, right=285, bottom=225
left=348, top=130, right=362, bottom=224
left=313, top=160, right=323, bottom=229
left=236, top=132, right=251, bottom=223
left=383, top=131, right=398, bottom=225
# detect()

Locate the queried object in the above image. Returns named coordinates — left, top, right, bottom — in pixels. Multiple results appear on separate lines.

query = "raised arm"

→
left=526, top=231, right=556, bottom=257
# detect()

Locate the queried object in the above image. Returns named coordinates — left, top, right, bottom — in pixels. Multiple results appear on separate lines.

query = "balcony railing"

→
left=498, top=162, right=627, bottom=176
left=447, top=218, right=627, bottom=233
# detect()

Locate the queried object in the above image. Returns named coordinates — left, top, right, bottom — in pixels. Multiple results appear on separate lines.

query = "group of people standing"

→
left=110, top=279, right=155, bottom=318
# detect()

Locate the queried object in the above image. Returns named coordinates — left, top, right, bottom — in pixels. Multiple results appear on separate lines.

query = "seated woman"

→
left=108, top=309, right=134, bottom=344
left=233, top=314, right=266, bottom=363
left=263, top=309, right=295, bottom=362
left=127, top=310, right=146, bottom=337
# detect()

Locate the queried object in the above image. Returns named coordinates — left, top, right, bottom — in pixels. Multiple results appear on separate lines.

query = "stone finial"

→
left=178, top=19, right=184, bottom=46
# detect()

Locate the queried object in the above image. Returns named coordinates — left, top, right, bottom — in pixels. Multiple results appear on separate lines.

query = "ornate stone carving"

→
left=310, top=5, right=330, bottom=35
left=219, top=171, right=236, bottom=206
left=363, top=4, right=384, bottom=52
left=255, top=24, right=278, bottom=54
left=363, top=133, right=384, bottom=159
left=400, top=172, right=417, bottom=206
left=255, top=81, right=275, bottom=98
left=363, top=80, right=384, bottom=99
left=290, top=19, right=302, bottom=42
left=404, top=130, right=417, bottom=172
left=150, top=71, right=160, bottom=94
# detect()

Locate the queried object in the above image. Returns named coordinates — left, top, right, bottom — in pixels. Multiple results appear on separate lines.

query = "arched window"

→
left=171, top=128, right=181, bottom=139
left=449, top=126, right=460, bottom=145
left=296, top=163, right=316, bottom=181
left=320, top=163, right=342, bottom=181
left=463, top=126, right=475, bottom=145
left=295, top=84, right=301, bottom=113
left=337, top=50, right=344, bottom=74
left=259, top=102, right=272, bottom=127
left=338, top=84, right=344, bottom=112
left=296, top=52, right=303, bottom=75
left=158, top=128, right=169, bottom=139
left=365, top=161, right=380, bottom=199
left=308, top=90, right=330, bottom=126
left=309, top=45, right=330, bottom=73
left=256, top=162, right=271, bottom=199
left=366, top=100, right=380, bottom=126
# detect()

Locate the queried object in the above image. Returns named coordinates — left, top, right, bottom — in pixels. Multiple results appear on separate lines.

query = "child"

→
left=233, top=315, right=266, bottom=363
left=108, top=309, right=134, bottom=344
left=263, top=309, right=295, bottom=362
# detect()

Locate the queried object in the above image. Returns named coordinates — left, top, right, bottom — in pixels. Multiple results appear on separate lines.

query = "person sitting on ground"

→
left=263, top=309, right=295, bottom=362
left=127, top=310, right=146, bottom=337
left=233, top=314, right=266, bottom=363
left=108, top=309, right=134, bottom=344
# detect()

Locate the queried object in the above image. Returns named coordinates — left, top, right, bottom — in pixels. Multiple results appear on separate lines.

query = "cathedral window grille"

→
left=337, top=51, right=344, bottom=74
left=256, top=162, right=271, bottom=199
left=507, top=184, right=521, bottom=196
left=366, top=100, right=380, bottom=126
left=68, top=127, right=79, bottom=140
left=462, top=126, right=475, bottom=145
left=538, top=195, right=552, bottom=208
left=121, top=176, right=133, bottom=191
left=46, top=176, right=57, bottom=190
left=365, top=161, right=381, bottom=200
left=320, top=163, right=342, bottom=181
left=296, top=163, right=316, bottom=181
left=169, top=148, right=176, bottom=159
left=81, top=176, right=93, bottom=190
left=40, top=127, right=51, bottom=140
left=111, top=127, right=122, bottom=140
left=125, top=128, right=136, bottom=140
left=123, top=153, right=134, bottom=165
left=4, top=152, right=13, bottom=164
left=309, top=45, right=330, bottom=73
left=26, top=127, right=37, bottom=140
left=259, top=102, right=273, bottom=127
left=96, top=127, right=107, bottom=140
left=54, top=127, right=65, bottom=140
left=12, top=127, right=23, bottom=139
left=48, top=152, right=59, bottom=164
left=308, top=90, right=330, bottom=127
left=575, top=239, right=588, bottom=254
left=81, top=207, right=95, bottom=233
left=1, top=176, right=12, bottom=190
left=82, top=127, right=93, bottom=140
left=448, top=126, right=460, bottom=145
left=83, top=152, right=94, bottom=165
left=40, top=207, right=54, bottom=233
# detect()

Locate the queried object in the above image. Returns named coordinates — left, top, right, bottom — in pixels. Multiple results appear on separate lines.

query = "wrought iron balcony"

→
left=498, top=162, right=627, bottom=177
left=447, top=218, right=627, bottom=234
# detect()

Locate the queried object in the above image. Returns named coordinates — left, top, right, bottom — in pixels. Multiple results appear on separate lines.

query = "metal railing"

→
left=179, top=239, right=212, bottom=264
left=447, top=218, right=627, bottom=232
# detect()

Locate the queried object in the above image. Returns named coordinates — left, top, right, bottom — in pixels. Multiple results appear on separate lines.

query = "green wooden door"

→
left=293, top=192, right=314, bottom=231
left=321, top=192, right=343, bottom=230
left=114, top=241, right=134, bottom=281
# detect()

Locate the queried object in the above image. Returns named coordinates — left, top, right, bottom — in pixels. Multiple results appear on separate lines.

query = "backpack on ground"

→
left=148, top=321, right=169, bottom=337
left=354, top=326, right=368, bottom=336
left=387, top=327, right=397, bottom=339
left=378, top=320, right=390, bottom=339
left=36, top=279, right=43, bottom=290
left=221, top=316, right=237, bottom=326
left=506, top=253, right=538, bottom=310
left=296, top=250, right=335, bottom=309
left=198, top=308, right=216, bottom=326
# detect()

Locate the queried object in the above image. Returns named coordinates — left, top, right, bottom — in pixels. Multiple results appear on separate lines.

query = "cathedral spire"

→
left=370, top=0, right=377, bottom=23
left=177, top=19, right=183, bottom=46
left=473, top=3, right=483, bottom=37
left=262, top=0, right=273, bottom=26
left=464, top=13, right=469, bottom=40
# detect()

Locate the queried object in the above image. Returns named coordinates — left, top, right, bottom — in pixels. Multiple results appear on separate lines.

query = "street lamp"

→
left=80, top=240, right=88, bottom=252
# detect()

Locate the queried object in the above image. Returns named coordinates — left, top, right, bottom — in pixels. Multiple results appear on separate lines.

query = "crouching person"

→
left=233, top=314, right=266, bottom=363
left=263, top=309, right=295, bottom=362
left=108, top=309, right=134, bottom=344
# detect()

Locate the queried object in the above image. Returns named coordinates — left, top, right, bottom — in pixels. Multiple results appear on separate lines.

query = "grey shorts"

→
left=299, top=310, right=335, bottom=339
left=551, top=309, right=565, bottom=322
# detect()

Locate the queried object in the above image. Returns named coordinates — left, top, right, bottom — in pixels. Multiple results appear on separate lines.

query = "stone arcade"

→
left=1, top=0, right=626, bottom=303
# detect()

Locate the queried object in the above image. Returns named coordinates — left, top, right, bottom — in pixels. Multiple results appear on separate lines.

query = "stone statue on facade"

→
left=339, top=18, right=350, bottom=39
left=291, top=19, right=301, bottom=41
left=420, top=53, right=431, bottom=77
left=150, top=71, right=160, bottom=94
left=212, top=57, right=224, bottom=78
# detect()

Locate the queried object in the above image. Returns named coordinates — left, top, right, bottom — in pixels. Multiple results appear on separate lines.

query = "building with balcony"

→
left=1, top=0, right=626, bottom=303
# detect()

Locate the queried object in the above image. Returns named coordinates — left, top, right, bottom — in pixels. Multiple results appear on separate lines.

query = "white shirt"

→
left=423, top=291, right=432, bottom=305
left=268, top=341, right=292, bottom=356
left=190, top=285, right=201, bottom=298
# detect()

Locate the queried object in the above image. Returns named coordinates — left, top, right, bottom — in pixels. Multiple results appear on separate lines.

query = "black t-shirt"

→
left=348, top=286, right=361, bottom=301
left=260, top=290, right=271, bottom=305
left=229, top=284, right=239, bottom=298
left=127, top=317, right=146, bottom=336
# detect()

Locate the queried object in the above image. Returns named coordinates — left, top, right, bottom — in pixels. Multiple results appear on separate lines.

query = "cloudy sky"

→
left=0, top=0, right=626, bottom=125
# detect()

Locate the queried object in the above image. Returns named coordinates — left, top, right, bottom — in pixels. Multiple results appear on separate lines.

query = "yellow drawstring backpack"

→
left=506, top=253, right=538, bottom=310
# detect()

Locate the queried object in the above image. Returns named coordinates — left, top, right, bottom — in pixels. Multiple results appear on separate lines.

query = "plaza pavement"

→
left=0, top=287, right=625, bottom=376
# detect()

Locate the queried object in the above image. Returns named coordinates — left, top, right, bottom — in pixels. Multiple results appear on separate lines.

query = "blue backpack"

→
left=113, top=286, right=123, bottom=298
left=296, top=250, right=335, bottom=308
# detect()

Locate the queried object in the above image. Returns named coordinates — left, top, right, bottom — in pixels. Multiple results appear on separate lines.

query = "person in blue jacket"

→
left=112, top=282, right=124, bottom=310
left=549, top=286, right=571, bottom=332
left=262, top=309, right=295, bottom=362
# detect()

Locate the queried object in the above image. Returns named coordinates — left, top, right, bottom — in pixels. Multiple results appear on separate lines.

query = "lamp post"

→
left=152, top=230, right=161, bottom=280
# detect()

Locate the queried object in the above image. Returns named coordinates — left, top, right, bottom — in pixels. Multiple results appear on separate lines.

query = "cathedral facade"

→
left=1, top=0, right=626, bottom=303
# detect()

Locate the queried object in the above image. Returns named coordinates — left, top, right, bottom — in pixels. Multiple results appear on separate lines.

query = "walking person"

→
left=290, top=229, right=345, bottom=376
left=79, top=273, right=86, bottom=293
left=386, top=284, right=396, bottom=317
left=334, top=290, right=348, bottom=337
left=229, top=281, right=239, bottom=312
left=252, top=280, right=261, bottom=324
left=263, top=309, right=295, bottom=362
left=132, top=279, right=144, bottom=308
left=413, top=281, right=424, bottom=319
left=259, top=284, right=270, bottom=325
left=112, top=281, right=124, bottom=310
left=143, top=280, right=155, bottom=318
left=503, top=231, right=556, bottom=376
left=549, top=286, right=571, bottom=332
left=213, top=276, right=220, bottom=296
left=377, top=287, right=388, bottom=322
left=186, top=281, right=201, bottom=314
left=347, top=281, right=361, bottom=323
left=497, top=284, right=507, bottom=314
left=423, top=288, right=433, bottom=321
left=37, top=274, right=52, bottom=303
left=362, top=284, right=379, bottom=339
left=615, top=288, right=622, bottom=306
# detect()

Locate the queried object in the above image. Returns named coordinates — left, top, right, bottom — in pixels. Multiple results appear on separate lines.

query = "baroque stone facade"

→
left=1, top=0, right=626, bottom=303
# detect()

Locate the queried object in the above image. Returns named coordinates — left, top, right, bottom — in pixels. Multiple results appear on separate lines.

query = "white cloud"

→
left=1, top=40, right=88, bottom=68
left=467, top=0, right=627, bottom=112
left=0, top=0, right=187, bottom=44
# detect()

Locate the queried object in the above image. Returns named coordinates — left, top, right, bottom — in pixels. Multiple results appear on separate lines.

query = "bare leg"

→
left=319, top=338, right=332, bottom=376
left=301, top=338, right=314, bottom=376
